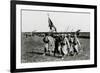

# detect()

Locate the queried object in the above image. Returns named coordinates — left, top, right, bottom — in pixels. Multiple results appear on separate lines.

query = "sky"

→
left=22, top=10, right=90, bottom=32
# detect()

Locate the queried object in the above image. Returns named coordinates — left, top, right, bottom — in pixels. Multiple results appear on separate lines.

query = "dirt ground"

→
left=21, top=33, right=90, bottom=63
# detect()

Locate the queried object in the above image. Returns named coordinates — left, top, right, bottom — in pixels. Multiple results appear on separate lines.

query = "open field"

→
left=21, top=32, right=90, bottom=63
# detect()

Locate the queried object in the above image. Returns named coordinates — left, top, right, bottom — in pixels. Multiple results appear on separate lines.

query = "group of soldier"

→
left=42, top=32, right=82, bottom=59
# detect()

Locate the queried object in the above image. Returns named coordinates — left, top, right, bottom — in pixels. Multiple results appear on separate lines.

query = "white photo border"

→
left=16, top=4, right=94, bottom=69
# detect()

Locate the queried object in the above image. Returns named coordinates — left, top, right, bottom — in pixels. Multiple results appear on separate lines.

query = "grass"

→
left=21, top=32, right=90, bottom=63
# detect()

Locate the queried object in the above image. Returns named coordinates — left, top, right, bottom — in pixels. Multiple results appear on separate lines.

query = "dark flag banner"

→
left=48, top=17, right=57, bottom=32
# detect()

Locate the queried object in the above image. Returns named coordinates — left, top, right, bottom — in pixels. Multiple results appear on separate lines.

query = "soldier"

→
left=67, top=34, right=74, bottom=55
left=73, top=33, right=81, bottom=55
left=42, top=33, right=49, bottom=56
left=47, top=33, right=55, bottom=55
left=61, top=34, right=70, bottom=59
left=54, top=34, right=62, bottom=56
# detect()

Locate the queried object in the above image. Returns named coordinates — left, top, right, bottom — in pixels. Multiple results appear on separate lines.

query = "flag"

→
left=48, top=17, right=57, bottom=32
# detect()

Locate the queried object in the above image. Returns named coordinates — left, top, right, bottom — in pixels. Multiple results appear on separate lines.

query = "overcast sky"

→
left=22, top=10, right=90, bottom=32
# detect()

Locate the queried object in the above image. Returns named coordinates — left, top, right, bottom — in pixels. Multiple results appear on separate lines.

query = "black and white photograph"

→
left=21, top=10, right=90, bottom=62
left=11, top=1, right=97, bottom=72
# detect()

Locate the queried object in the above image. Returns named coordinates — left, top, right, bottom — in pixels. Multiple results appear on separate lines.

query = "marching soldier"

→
left=42, top=33, right=49, bottom=56
left=73, top=33, right=81, bottom=55
left=61, top=34, right=70, bottom=59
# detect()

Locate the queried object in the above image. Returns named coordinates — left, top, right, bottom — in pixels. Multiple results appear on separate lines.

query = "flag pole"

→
left=47, top=13, right=49, bottom=18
